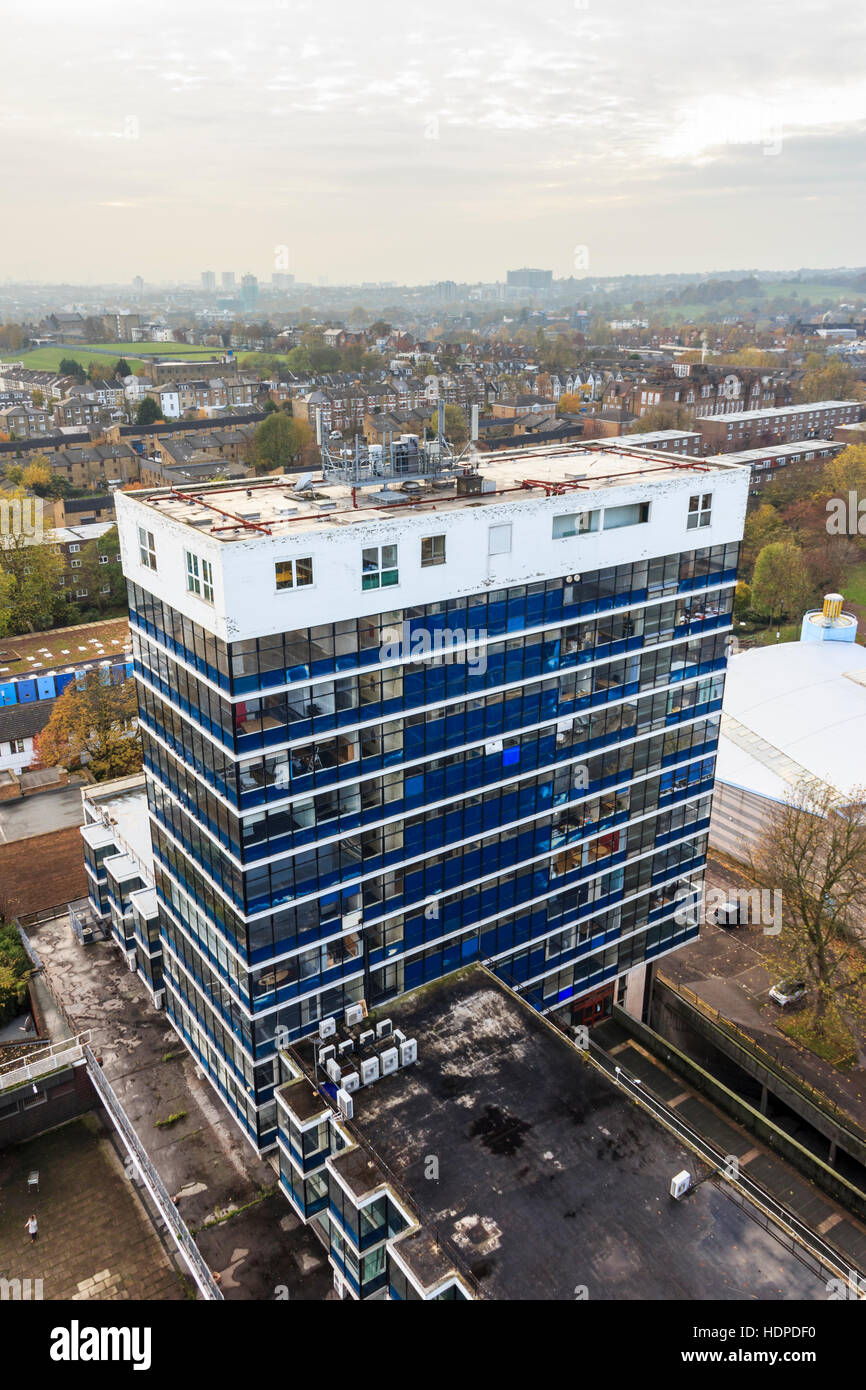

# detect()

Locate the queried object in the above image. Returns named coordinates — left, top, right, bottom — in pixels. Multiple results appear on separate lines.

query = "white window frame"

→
left=488, top=523, right=512, bottom=555
left=138, top=525, right=157, bottom=570
left=275, top=556, right=314, bottom=591
left=687, top=493, right=713, bottom=530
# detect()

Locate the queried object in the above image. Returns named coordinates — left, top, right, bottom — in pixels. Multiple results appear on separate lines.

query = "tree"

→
left=750, top=541, right=811, bottom=623
left=35, top=673, right=141, bottom=781
left=251, top=412, right=311, bottom=473
left=797, top=361, right=863, bottom=405
left=751, top=779, right=866, bottom=1040
left=425, top=403, right=468, bottom=446
left=31, top=388, right=45, bottom=409
left=0, top=490, right=66, bottom=635
left=733, top=580, right=752, bottom=618
left=115, top=358, right=131, bottom=378
left=59, top=357, right=86, bottom=382
left=83, top=316, right=105, bottom=343
left=21, top=459, right=53, bottom=493
left=557, top=392, right=588, bottom=416
left=741, top=504, right=785, bottom=578
left=630, top=404, right=695, bottom=433
left=135, top=396, right=164, bottom=427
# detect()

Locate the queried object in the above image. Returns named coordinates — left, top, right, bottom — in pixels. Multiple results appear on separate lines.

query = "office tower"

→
left=507, top=268, right=553, bottom=290
left=221, top=271, right=236, bottom=291
left=240, top=273, right=258, bottom=308
left=115, top=441, right=747, bottom=1152
left=201, top=271, right=216, bottom=292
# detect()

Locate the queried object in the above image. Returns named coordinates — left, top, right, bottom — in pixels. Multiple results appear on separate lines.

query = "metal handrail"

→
left=657, top=971, right=866, bottom=1142
left=84, top=1046, right=223, bottom=1301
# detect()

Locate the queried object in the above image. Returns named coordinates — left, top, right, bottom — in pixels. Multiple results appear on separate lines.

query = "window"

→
left=185, top=551, right=214, bottom=603
left=488, top=523, right=512, bottom=555
left=275, top=557, right=314, bottom=590
left=604, top=502, right=649, bottom=530
left=687, top=494, right=713, bottom=529
left=98, top=554, right=109, bottom=564
left=421, top=534, right=446, bottom=567
left=552, top=510, right=600, bottom=539
left=138, top=526, right=156, bottom=570
left=100, top=585, right=111, bottom=594
left=68, top=543, right=80, bottom=553
left=362, top=545, right=398, bottom=590
left=75, top=589, right=88, bottom=598
left=10, top=738, right=26, bottom=754
left=70, top=558, right=82, bottom=568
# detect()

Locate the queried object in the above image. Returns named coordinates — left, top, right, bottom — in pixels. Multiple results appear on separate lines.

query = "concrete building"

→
left=710, top=597, right=866, bottom=862
left=698, top=401, right=861, bottom=454
left=113, top=436, right=748, bottom=1153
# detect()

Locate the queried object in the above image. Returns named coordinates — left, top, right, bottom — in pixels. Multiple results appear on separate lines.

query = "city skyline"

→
left=2, top=0, right=865, bottom=285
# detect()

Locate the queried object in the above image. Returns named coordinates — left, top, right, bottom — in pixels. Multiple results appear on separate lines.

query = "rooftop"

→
left=705, top=400, right=859, bottom=426
left=82, top=773, right=152, bottom=878
left=716, top=639, right=866, bottom=801
left=293, top=967, right=826, bottom=1300
left=127, top=443, right=737, bottom=542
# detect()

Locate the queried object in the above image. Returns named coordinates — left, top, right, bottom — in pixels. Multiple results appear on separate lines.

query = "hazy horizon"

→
left=2, top=0, right=865, bottom=285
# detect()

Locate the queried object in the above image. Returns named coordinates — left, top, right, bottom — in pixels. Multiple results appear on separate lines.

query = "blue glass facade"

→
left=127, top=539, right=738, bottom=1150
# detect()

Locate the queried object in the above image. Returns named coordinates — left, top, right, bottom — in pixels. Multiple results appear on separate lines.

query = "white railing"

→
left=0, top=1032, right=91, bottom=1094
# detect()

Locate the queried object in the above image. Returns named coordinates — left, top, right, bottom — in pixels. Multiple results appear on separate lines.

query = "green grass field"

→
left=0, top=342, right=225, bottom=373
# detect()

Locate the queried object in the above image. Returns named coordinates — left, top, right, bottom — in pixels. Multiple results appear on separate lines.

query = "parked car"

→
left=713, top=899, right=743, bottom=928
left=769, top=980, right=807, bottom=1007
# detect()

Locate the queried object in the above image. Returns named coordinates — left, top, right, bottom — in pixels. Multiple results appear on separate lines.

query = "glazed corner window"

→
left=603, top=501, right=649, bottom=530
left=488, top=523, right=512, bottom=555
left=421, top=534, right=446, bottom=567
left=138, top=525, right=156, bottom=570
left=552, top=510, right=599, bottom=539
left=275, top=556, right=313, bottom=590
left=185, top=550, right=214, bottom=603
left=687, top=494, right=713, bottom=529
left=362, top=545, right=398, bottom=590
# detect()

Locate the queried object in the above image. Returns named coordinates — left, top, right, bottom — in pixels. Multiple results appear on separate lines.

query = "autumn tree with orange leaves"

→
left=35, top=673, right=141, bottom=781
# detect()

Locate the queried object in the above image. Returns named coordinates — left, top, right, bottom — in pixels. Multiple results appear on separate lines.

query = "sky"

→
left=2, top=0, right=865, bottom=285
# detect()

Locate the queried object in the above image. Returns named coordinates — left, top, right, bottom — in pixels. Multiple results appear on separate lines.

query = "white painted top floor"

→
left=115, top=445, right=750, bottom=644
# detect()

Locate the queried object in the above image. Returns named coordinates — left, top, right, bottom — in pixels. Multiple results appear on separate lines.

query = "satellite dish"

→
left=293, top=473, right=314, bottom=492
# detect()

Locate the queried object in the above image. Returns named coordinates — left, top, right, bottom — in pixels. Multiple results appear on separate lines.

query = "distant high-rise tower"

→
left=132, top=275, right=144, bottom=297
left=241, top=273, right=258, bottom=309
left=222, top=271, right=236, bottom=291
left=507, top=268, right=553, bottom=290
left=272, top=272, right=295, bottom=291
left=201, top=271, right=216, bottom=292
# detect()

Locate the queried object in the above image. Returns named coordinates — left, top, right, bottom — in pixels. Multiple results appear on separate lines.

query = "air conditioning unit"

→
left=345, top=1003, right=365, bottom=1027
left=318, top=1044, right=336, bottom=1067
left=485, top=738, right=503, bottom=755
left=360, top=1056, right=380, bottom=1086
left=326, top=1058, right=342, bottom=1085
left=359, top=1029, right=375, bottom=1048
left=338, top=1039, right=355, bottom=1055
left=393, top=1029, right=406, bottom=1045
left=341, top=1070, right=360, bottom=1094
left=336, top=1087, right=354, bottom=1120
left=319, top=1016, right=337, bottom=1039
left=376, top=1019, right=393, bottom=1039
left=153, top=990, right=165, bottom=1010
left=670, top=1170, right=691, bottom=1200
left=399, top=1039, right=418, bottom=1067
left=380, top=1047, right=399, bottom=1076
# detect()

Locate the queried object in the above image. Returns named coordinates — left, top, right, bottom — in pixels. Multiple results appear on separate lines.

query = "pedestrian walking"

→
left=25, top=1214, right=38, bottom=1243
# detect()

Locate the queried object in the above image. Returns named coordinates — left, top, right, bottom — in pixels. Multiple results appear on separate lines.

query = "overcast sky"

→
left=2, top=0, right=865, bottom=285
